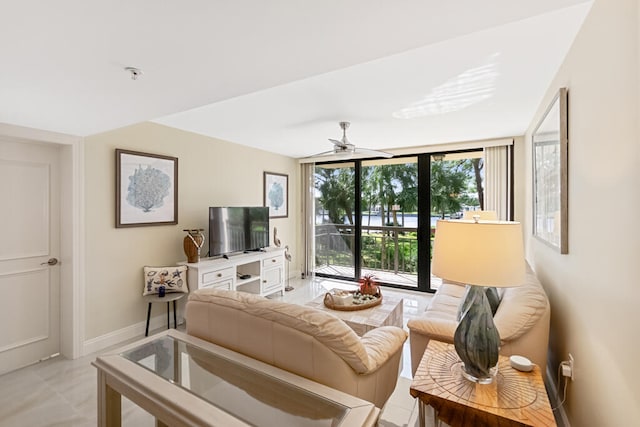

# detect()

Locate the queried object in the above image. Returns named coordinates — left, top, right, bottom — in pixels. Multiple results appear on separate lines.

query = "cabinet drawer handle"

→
left=217, top=273, right=222, bottom=277
left=263, top=280, right=267, bottom=283
left=272, top=259, right=276, bottom=263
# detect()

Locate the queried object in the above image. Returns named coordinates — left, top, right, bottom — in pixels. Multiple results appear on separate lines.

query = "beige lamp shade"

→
left=431, top=220, right=525, bottom=287
left=462, top=210, right=498, bottom=220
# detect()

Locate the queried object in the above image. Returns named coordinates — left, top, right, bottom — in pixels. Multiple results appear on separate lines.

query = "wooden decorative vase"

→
left=183, top=229, right=205, bottom=263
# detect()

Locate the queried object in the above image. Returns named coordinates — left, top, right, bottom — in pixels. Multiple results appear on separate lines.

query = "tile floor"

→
left=0, top=277, right=434, bottom=427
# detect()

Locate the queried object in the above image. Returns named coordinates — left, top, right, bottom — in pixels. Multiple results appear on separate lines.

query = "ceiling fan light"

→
left=333, top=149, right=354, bottom=159
left=333, top=145, right=354, bottom=155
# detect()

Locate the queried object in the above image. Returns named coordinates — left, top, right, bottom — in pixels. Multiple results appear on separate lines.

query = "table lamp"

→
left=431, top=219, right=525, bottom=384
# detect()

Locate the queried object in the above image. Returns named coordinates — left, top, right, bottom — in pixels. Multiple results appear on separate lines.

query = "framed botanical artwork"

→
left=532, top=87, right=568, bottom=253
left=264, top=171, right=288, bottom=218
left=116, top=149, right=178, bottom=228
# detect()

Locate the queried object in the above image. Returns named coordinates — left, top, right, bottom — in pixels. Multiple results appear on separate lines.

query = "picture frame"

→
left=264, top=171, right=288, bottom=218
left=116, top=149, right=178, bottom=228
left=532, top=87, right=568, bottom=253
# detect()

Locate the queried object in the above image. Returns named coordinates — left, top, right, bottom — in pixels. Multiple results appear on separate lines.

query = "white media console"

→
left=182, top=247, right=286, bottom=297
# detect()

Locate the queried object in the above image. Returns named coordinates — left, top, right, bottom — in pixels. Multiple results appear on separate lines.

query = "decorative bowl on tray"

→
left=323, top=288, right=382, bottom=311
left=326, top=289, right=353, bottom=306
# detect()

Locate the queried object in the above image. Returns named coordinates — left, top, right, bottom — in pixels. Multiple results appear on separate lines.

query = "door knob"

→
left=41, top=258, right=59, bottom=266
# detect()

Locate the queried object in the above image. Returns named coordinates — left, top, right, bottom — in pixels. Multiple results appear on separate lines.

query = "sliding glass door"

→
left=314, top=162, right=357, bottom=281
left=312, top=149, right=485, bottom=292
left=428, top=151, right=484, bottom=290
left=360, top=157, right=419, bottom=287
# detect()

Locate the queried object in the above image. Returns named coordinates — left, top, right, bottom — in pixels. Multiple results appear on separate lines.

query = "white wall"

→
left=84, top=122, right=300, bottom=343
left=524, top=1, right=640, bottom=425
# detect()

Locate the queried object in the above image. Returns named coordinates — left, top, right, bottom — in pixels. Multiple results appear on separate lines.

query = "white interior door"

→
left=0, top=138, right=60, bottom=375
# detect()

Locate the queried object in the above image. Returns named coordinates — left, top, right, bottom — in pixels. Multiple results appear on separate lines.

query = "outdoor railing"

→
left=315, top=223, right=419, bottom=275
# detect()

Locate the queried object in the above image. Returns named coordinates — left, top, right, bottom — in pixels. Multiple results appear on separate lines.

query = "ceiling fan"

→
left=307, top=121, right=393, bottom=159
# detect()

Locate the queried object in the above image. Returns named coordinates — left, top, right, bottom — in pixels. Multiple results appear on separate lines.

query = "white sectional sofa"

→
left=407, top=264, right=550, bottom=375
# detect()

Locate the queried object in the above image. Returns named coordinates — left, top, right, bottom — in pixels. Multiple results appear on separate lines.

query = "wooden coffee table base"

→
left=410, top=341, right=556, bottom=427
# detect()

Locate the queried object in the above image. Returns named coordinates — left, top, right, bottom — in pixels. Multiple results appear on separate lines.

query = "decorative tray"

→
left=323, top=289, right=382, bottom=311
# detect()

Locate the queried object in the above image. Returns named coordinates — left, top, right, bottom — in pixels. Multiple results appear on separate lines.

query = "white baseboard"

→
left=546, top=364, right=571, bottom=427
left=83, top=272, right=303, bottom=356
left=83, top=314, right=184, bottom=356
left=287, top=268, right=301, bottom=280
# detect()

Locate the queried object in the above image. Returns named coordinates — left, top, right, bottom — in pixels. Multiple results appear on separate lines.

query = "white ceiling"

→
left=2, top=1, right=592, bottom=158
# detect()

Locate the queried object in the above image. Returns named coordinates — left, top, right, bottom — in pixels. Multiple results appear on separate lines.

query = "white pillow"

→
left=143, top=266, right=188, bottom=296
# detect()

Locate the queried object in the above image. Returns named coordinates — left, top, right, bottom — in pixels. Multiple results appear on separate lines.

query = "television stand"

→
left=181, top=247, right=286, bottom=297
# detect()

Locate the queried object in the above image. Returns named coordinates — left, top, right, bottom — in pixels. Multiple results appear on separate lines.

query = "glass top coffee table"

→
left=93, top=329, right=378, bottom=427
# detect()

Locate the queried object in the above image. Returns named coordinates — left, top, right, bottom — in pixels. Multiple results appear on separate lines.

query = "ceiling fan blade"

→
left=301, top=148, right=393, bottom=162
left=300, top=149, right=336, bottom=159
left=354, top=147, right=394, bottom=158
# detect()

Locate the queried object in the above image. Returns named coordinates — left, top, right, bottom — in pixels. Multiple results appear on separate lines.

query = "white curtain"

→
left=301, top=163, right=315, bottom=278
left=484, top=145, right=512, bottom=220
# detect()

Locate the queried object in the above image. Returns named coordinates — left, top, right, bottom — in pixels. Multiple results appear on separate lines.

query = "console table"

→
left=181, top=247, right=285, bottom=297
left=93, top=329, right=379, bottom=427
left=410, top=341, right=556, bottom=427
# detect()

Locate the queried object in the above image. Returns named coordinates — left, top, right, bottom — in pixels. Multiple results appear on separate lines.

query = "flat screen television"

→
left=208, top=207, right=269, bottom=257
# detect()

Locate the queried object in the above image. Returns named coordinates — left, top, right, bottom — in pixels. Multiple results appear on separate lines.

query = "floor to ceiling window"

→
left=312, top=149, right=487, bottom=292
left=314, top=162, right=357, bottom=281
left=430, top=151, right=485, bottom=219
left=360, top=157, right=419, bottom=287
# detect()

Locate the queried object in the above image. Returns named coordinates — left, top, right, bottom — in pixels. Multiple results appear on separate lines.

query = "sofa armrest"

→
left=406, top=316, right=457, bottom=344
left=494, top=275, right=550, bottom=342
left=359, top=326, right=407, bottom=372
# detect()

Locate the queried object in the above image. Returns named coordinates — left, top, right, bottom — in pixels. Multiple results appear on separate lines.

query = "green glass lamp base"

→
left=454, top=285, right=501, bottom=384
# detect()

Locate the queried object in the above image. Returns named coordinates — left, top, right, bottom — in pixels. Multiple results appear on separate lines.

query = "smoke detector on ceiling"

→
left=124, top=67, right=143, bottom=80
